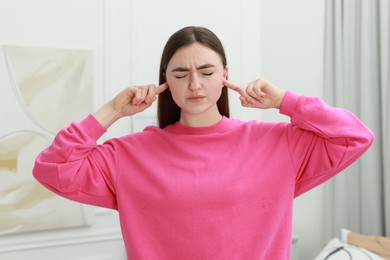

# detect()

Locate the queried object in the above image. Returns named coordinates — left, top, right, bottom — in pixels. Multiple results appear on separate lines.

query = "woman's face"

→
left=166, top=43, right=227, bottom=121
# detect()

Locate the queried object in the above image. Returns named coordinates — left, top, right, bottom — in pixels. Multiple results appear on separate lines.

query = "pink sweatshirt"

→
left=33, top=91, right=374, bottom=259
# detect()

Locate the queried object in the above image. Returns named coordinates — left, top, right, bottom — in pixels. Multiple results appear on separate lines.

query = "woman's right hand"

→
left=109, top=83, right=169, bottom=117
left=93, top=83, right=169, bottom=128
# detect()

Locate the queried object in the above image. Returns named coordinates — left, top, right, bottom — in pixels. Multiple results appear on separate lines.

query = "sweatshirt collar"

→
left=164, top=116, right=232, bottom=135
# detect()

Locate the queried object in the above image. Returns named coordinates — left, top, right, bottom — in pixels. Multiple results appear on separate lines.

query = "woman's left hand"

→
left=223, top=78, right=286, bottom=109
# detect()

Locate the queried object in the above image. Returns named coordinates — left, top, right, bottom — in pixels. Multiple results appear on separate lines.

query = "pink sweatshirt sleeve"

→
left=279, top=91, right=375, bottom=197
left=33, top=114, right=118, bottom=209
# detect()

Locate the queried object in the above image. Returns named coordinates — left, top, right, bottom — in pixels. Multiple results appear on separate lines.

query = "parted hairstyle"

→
left=157, top=26, right=230, bottom=128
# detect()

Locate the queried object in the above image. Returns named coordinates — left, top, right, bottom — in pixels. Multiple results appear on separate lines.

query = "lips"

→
left=187, top=95, right=206, bottom=101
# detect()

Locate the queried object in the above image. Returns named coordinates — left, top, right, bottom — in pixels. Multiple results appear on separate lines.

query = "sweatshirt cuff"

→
left=79, top=114, right=107, bottom=140
left=279, top=91, right=301, bottom=118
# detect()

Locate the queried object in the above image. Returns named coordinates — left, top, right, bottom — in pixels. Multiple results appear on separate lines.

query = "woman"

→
left=33, top=26, right=374, bottom=259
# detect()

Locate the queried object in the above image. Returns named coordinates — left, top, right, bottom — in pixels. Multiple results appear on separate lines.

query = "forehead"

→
left=167, top=43, right=223, bottom=67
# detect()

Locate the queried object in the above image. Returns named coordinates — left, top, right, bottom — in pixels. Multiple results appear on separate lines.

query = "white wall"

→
left=0, top=0, right=326, bottom=259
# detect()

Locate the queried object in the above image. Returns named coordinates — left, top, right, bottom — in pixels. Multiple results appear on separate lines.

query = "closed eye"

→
left=203, top=72, right=214, bottom=76
left=175, top=75, right=187, bottom=79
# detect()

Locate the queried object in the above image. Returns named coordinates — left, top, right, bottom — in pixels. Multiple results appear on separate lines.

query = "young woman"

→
left=33, top=26, right=375, bottom=259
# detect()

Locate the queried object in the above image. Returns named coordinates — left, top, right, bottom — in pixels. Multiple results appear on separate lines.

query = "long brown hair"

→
left=157, top=26, right=229, bottom=128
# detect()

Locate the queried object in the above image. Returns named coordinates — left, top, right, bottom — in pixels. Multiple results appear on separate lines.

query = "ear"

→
left=223, top=65, right=229, bottom=80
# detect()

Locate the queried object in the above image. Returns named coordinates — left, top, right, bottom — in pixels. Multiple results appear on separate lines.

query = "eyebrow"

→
left=171, top=64, right=216, bottom=72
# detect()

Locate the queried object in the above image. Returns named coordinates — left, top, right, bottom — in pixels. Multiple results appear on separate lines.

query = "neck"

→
left=179, top=106, right=222, bottom=127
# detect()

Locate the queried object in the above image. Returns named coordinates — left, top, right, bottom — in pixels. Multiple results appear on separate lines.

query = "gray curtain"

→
left=323, top=0, right=390, bottom=242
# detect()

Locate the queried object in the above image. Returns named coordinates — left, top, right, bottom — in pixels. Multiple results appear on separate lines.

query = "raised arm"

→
left=225, top=77, right=374, bottom=196
left=33, top=83, right=169, bottom=208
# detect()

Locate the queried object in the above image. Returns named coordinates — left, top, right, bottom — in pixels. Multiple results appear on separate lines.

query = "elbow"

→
left=32, top=161, right=46, bottom=186
left=353, top=127, right=375, bottom=154
left=32, top=159, right=59, bottom=189
left=32, top=159, right=41, bottom=181
left=364, top=127, right=375, bottom=148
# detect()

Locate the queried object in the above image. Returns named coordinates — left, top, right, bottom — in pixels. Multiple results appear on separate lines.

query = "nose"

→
left=188, top=73, right=202, bottom=90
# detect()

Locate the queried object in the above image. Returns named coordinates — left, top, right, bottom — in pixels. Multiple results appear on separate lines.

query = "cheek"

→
left=166, top=80, right=186, bottom=104
left=166, top=76, right=181, bottom=91
left=209, top=78, right=224, bottom=98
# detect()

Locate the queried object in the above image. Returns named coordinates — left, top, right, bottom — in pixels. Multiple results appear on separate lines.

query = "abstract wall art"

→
left=0, top=45, right=95, bottom=235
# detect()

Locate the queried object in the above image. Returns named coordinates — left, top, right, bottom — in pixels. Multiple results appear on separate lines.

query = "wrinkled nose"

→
left=189, top=73, right=202, bottom=90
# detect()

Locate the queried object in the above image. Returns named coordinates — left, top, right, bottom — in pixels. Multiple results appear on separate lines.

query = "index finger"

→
left=156, top=82, right=169, bottom=94
left=223, top=79, right=241, bottom=92
left=223, top=78, right=256, bottom=105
